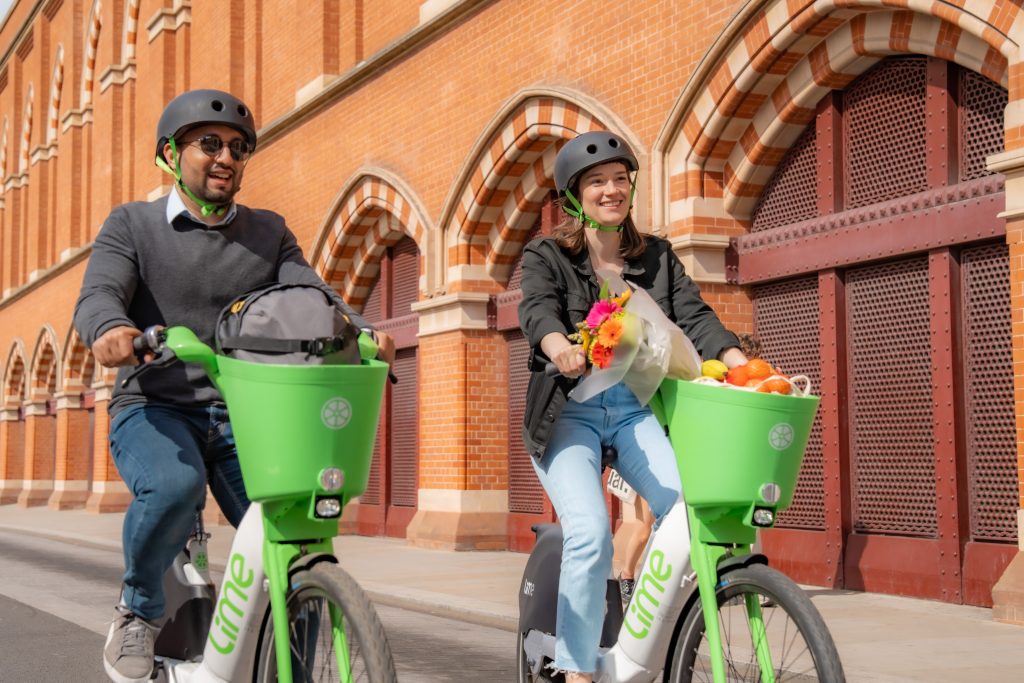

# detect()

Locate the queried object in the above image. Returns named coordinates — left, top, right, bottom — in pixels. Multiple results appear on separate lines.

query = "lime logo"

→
left=769, top=423, right=795, bottom=451
left=321, top=398, right=352, bottom=430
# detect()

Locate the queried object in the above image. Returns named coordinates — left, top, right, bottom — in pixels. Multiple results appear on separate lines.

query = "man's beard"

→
left=188, top=175, right=239, bottom=206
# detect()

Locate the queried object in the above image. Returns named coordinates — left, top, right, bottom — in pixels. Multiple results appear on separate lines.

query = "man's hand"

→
left=92, top=326, right=148, bottom=367
left=375, top=331, right=396, bottom=366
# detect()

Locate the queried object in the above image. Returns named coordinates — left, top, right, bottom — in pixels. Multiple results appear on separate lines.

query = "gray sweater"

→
left=73, top=195, right=370, bottom=415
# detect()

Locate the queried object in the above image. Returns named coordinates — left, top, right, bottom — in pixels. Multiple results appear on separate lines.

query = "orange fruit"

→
left=757, top=378, right=792, bottom=395
left=726, top=365, right=749, bottom=386
left=745, top=358, right=773, bottom=380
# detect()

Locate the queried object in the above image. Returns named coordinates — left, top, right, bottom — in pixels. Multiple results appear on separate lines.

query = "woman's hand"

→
left=719, top=346, right=749, bottom=369
left=540, top=332, right=588, bottom=378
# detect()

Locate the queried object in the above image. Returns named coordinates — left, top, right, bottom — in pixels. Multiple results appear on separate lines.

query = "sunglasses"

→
left=183, top=134, right=254, bottom=162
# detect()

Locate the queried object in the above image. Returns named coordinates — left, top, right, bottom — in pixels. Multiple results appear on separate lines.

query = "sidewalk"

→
left=2, top=505, right=1023, bottom=681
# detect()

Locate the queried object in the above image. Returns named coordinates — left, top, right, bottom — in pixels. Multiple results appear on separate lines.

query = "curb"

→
left=0, top=522, right=519, bottom=633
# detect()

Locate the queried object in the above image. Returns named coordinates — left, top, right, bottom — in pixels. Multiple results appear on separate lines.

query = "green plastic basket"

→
left=656, top=379, right=819, bottom=512
left=214, top=356, right=388, bottom=503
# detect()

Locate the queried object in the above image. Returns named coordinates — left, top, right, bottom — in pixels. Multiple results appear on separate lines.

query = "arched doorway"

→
left=740, top=56, right=1016, bottom=605
left=497, top=192, right=559, bottom=551
left=358, top=235, right=420, bottom=538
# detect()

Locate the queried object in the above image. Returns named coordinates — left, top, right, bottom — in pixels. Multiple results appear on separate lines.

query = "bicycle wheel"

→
left=669, top=563, right=844, bottom=682
left=254, top=562, right=397, bottom=682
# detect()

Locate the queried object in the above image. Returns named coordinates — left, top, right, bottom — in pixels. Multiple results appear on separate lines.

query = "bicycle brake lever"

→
left=120, top=346, right=180, bottom=388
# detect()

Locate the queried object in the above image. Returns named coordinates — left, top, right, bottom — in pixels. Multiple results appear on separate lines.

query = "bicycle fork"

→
left=689, top=526, right=777, bottom=683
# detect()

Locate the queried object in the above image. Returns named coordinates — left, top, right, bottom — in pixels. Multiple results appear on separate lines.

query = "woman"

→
left=517, top=131, right=747, bottom=682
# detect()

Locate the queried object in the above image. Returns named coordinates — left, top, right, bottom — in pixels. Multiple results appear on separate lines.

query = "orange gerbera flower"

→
left=597, top=315, right=624, bottom=347
left=590, top=342, right=613, bottom=369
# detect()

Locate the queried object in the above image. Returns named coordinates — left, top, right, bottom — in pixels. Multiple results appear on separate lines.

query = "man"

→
left=73, top=89, right=394, bottom=683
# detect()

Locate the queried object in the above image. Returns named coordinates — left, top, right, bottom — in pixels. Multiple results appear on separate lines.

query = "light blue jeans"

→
left=532, top=382, right=683, bottom=674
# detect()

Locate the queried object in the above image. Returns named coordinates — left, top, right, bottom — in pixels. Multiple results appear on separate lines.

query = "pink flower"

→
left=586, top=299, right=621, bottom=329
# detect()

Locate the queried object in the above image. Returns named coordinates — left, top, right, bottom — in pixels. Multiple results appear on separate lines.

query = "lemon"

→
left=701, top=359, right=728, bottom=380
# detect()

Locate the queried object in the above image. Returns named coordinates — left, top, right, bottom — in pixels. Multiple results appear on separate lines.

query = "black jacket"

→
left=517, top=235, right=740, bottom=459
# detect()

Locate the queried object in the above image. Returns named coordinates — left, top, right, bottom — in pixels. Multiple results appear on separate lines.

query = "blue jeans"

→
left=532, top=383, right=683, bottom=674
left=109, top=403, right=250, bottom=620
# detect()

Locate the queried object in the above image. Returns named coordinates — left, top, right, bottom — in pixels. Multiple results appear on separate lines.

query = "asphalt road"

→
left=0, top=529, right=515, bottom=682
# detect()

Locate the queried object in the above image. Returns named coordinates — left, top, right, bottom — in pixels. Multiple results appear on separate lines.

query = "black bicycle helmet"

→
left=154, top=89, right=257, bottom=164
left=554, top=131, right=638, bottom=195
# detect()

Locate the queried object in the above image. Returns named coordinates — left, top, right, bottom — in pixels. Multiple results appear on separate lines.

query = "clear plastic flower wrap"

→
left=569, top=271, right=701, bottom=406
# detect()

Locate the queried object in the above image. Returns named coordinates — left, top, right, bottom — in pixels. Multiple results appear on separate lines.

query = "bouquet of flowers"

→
left=569, top=271, right=702, bottom=406
left=568, top=280, right=633, bottom=370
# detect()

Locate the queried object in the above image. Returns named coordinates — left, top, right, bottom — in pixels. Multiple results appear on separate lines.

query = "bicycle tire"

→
left=668, top=563, right=845, bottom=683
left=254, top=562, right=397, bottom=683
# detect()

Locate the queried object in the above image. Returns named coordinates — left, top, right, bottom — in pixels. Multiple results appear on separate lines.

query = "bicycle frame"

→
left=159, top=503, right=267, bottom=682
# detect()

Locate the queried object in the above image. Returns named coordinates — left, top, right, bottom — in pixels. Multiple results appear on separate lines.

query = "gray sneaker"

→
left=103, top=606, right=158, bottom=683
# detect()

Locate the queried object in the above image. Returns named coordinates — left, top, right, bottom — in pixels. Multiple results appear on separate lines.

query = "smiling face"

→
left=164, top=123, right=247, bottom=207
left=577, top=161, right=632, bottom=227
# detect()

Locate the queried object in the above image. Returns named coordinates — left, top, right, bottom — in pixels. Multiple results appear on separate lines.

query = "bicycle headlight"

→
left=319, top=467, right=345, bottom=492
left=314, top=497, right=342, bottom=518
left=760, top=483, right=781, bottom=504
left=752, top=507, right=775, bottom=527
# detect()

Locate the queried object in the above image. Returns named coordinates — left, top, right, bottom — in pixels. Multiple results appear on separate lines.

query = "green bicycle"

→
left=518, top=375, right=845, bottom=682
left=131, top=325, right=397, bottom=683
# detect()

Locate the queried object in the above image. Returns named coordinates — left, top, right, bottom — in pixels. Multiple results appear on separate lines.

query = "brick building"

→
left=0, top=0, right=1023, bottom=621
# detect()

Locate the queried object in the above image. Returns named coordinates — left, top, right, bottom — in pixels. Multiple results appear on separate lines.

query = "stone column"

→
left=48, top=390, right=91, bottom=509
left=988, top=147, right=1024, bottom=625
left=404, top=292, right=510, bottom=550
left=0, top=407, right=24, bottom=504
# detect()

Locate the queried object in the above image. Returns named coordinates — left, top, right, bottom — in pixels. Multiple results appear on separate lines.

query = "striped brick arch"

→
left=81, top=0, right=102, bottom=109
left=28, top=327, right=59, bottom=400
left=46, top=45, right=64, bottom=144
left=446, top=95, right=610, bottom=284
left=666, top=0, right=1018, bottom=221
left=60, top=328, right=94, bottom=394
left=123, top=0, right=140, bottom=61
left=315, top=173, right=427, bottom=310
left=2, top=341, right=27, bottom=408
left=18, top=84, right=32, bottom=174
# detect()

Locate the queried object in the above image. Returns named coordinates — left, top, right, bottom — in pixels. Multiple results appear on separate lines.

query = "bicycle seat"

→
left=601, top=445, right=617, bottom=470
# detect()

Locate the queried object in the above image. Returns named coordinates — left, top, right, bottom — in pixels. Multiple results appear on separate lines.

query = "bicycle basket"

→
left=216, top=357, right=388, bottom=502
left=656, top=379, right=819, bottom=513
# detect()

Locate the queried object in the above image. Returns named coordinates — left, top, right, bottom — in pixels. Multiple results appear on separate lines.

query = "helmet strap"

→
left=561, top=181, right=637, bottom=233
left=155, top=138, right=227, bottom=218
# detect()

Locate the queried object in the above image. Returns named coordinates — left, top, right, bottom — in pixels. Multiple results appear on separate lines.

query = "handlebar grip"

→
left=133, top=326, right=166, bottom=356
left=544, top=362, right=561, bottom=377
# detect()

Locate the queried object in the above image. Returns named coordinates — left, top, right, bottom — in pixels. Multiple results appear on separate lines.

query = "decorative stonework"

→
left=60, top=106, right=93, bottom=132
left=989, top=148, right=1024, bottom=220
left=410, top=292, right=491, bottom=337
left=98, top=60, right=137, bottom=93
left=442, top=91, right=633, bottom=285
left=406, top=488, right=508, bottom=550
left=670, top=233, right=731, bottom=284
left=314, top=170, right=430, bottom=307
left=146, top=0, right=191, bottom=43
left=660, top=1, right=1017, bottom=223
left=295, top=74, right=338, bottom=108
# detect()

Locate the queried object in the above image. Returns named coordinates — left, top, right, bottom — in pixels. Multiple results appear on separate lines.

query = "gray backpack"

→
left=215, top=283, right=362, bottom=365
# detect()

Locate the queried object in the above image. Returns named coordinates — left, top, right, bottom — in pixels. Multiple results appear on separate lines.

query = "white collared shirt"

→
left=165, top=186, right=237, bottom=227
